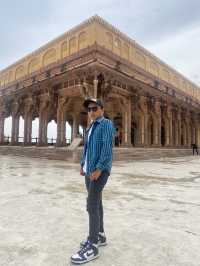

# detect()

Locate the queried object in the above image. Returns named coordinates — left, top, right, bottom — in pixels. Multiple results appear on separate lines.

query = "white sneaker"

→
left=71, top=241, right=99, bottom=265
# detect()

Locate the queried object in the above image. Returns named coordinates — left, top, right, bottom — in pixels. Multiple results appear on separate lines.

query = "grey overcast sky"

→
left=0, top=0, right=200, bottom=85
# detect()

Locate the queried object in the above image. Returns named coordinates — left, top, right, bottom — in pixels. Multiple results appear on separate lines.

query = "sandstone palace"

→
left=0, top=15, right=200, bottom=148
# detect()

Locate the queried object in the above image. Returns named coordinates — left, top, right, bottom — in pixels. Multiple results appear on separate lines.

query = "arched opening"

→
left=4, top=116, right=12, bottom=143
left=32, top=118, right=39, bottom=144
left=113, top=114, right=122, bottom=147
left=47, top=120, right=57, bottom=145
left=66, top=121, right=72, bottom=145
left=19, top=116, right=24, bottom=144
left=79, top=125, right=84, bottom=138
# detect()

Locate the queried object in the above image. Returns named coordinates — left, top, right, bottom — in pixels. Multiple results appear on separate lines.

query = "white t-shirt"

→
left=83, top=124, right=94, bottom=174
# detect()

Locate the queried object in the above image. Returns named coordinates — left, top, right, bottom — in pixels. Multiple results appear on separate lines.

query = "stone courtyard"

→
left=0, top=155, right=200, bottom=266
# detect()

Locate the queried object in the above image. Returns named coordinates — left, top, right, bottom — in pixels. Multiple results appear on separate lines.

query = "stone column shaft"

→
left=186, top=120, right=191, bottom=147
left=153, top=101, right=161, bottom=146
left=72, top=114, right=79, bottom=140
left=11, top=115, right=20, bottom=144
left=165, top=106, right=173, bottom=146
left=0, top=115, right=5, bottom=143
left=93, top=79, right=98, bottom=98
left=138, top=96, right=148, bottom=146
left=122, top=98, right=132, bottom=146
left=183, top=123, right=187, bottom=146
left=57, top=107, right=66, bottom=146
left=38, top=110, right=48, bottom=145
left=178, top=120, right=182, bottom=146
left=177, top=110, right=182, bottom=146
left=153, top=116, right=161, bottom=146
left=24, top=112, right=32, bottom=145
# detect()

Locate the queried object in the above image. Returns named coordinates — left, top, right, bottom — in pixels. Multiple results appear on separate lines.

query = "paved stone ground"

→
left=0, top=155, right=200, bottom=266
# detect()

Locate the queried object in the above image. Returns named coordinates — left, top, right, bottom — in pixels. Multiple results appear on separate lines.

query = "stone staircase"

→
left=0, top=145, right=193, bottom=162
left=0, top=145, right=74, bottom=161
left=112, top=147, right=193, bottom=161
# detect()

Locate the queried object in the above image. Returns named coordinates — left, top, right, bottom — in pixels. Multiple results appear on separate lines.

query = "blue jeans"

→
left=85, top=170, right=109, bottom=244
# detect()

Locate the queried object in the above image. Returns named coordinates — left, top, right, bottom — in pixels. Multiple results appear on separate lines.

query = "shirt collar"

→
left=86, top=116, right=104, bottom=132
left=94, top=116, right=104, bottom=124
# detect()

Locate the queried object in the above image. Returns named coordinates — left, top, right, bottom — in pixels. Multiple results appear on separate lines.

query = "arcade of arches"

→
left=0, top=69, right=199, bottom=148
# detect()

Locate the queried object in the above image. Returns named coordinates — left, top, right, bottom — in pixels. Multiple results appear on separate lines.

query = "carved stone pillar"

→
left=24, top=112, right=33, bottom=145
left=11, top=101, right=20, bottom=145
left=38, top=95, right=50, bottom=146
left=0, top=114, right=5, bottom=144
left=182, top=121, right=187, bottom=146
left=153, top=100, right=161, bottom=146
left=72, top=113, right=80, bottom=140
left=138, top=96, right=148, bottom=146
left=24, top=97, right=33, bottom=145
left=185, top=111, right=191, bottom=147
left=165, top=105, right=173, bottom=146
left=177, top=109, right=182, bottom=147
left=93, top=75, right=98, bottom=99
left=191, top=114, right=198, bottom=145
left=194, top=119, right=199, bottom=145
left=0, top=100, right=7, bottom=144
left=196, top=121, right=200, bottom=146
left=56, top=108, right=66, bottom=146
left=56, top=97, right=66, bottom=146
left=121, top=97, right=132, bottom=147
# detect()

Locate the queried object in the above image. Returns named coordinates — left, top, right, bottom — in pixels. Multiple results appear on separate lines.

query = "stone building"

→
left=0, top=15, right=200, bottom=148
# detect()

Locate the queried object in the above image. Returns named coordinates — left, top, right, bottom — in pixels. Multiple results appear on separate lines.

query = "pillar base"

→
left=55, top=143, right=67, bottom=147
left=37, top=143, right=48, bottom=147
left=121, top=142, right=133, bottom=147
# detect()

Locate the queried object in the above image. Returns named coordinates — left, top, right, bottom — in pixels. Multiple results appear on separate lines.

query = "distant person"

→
left=115, top=128, right=120, bottom=147
left=70, top=98, right=115, bottom=265
left=191, top=143, right=199, bottom=155
left=119, top=130, right=122, bottom=146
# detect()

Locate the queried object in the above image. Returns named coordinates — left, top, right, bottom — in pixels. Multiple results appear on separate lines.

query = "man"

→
left=191, top=143, right=199, bottom=155
left=71, top=98, right=115, bottom=265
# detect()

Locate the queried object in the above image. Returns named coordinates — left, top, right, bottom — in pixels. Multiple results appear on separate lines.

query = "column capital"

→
left=154, top=100, right=161, bottom=114
left=24, top=96, right=34, bottom=113
left=58, top=96, right=69, bottom=111
left=39, top=93, right=51, bottom=112
left=139, top=95, right=148, bottom=113
left=11, top=100, right=20, bottom=116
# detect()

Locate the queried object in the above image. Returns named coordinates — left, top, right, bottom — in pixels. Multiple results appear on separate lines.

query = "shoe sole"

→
left=98, top=242, right=107, bottom=247
left=71, top=254, right=100, bottom=265
left=80, top=242, right=107, bottom=248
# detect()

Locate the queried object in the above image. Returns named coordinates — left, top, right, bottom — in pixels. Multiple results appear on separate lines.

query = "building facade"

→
left=0, top=15, right=200, bottom=147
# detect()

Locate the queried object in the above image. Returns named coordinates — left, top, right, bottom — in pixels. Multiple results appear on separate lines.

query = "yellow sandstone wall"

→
left=0, top=16, right=200, bottom=101
left=0, top=21, right=95, bottom=87
left=94, top=19, right=200, bottom=101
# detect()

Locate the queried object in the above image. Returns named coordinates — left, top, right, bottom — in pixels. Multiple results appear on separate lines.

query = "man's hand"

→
left=80, top=167, right=85, bottom=176
left=90, top=169, right=102, bottom=181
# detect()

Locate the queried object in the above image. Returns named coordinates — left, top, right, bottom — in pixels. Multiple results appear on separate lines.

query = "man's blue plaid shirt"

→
left=81, top=116, right=115, bottom=176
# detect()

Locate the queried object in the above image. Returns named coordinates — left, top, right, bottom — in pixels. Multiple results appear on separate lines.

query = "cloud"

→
left=0, top=0, right=200, bottom=86
left=147, top=24, right=200, bottom=85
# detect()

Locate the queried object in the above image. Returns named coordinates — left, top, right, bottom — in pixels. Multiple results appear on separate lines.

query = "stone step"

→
left=0, top=145, right=193, bottom=162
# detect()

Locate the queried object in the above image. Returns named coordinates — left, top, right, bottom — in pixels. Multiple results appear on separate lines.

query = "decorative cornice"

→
left=0, top=15, right=98, bottom=75
left=1, top=14, right=200, bottom=94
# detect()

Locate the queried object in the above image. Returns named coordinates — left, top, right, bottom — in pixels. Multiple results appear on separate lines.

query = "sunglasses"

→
left=87, top=106, right=98, bottom=112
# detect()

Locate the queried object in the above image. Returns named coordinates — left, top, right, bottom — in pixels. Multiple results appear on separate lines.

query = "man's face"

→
left=87, top=103, right=104, bottom=121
